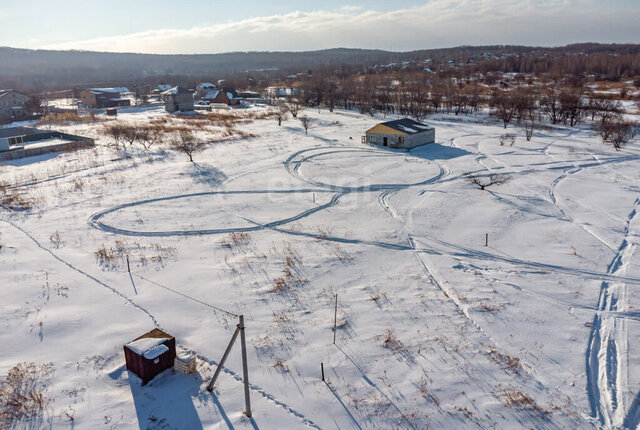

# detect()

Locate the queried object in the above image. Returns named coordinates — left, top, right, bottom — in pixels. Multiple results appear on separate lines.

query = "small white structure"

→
left=363, top=118, right=435, bottom=150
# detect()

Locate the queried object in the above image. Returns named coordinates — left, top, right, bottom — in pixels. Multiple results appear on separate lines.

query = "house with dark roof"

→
left=161, top=86, right=194, bottom=113
left=363, top=118, right=435, bottom=149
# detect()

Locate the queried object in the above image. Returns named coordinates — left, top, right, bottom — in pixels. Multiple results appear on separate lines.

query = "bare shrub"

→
left=49, top=231, right=64, bottom=249
left=499, top=133, right=516, bottom=146
left=95, top=240, right=177, bottom=270
left=299, top=116, right=312, bottom=135
left=498, top=388, right=550, bottom=416
left=221, top=232, right=250, bottom=248
left=0, top=182, right=37, bottom=211
left=486, top=347, right=522, bottom=373
left=271, top=106, right=288, bottom=126
left=595, top=118, right=638, bottom=151
left=0, top=362, right=55, bottom=428
left=380, top=329, right=404, bottom=350
left=466, top=173, right=512, bottom=190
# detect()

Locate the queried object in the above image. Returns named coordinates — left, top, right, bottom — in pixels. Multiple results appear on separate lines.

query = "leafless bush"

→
left=0, top=182, right=38, bottom=211
left=271, top=106, right=288, bottom=126
left=95, top=240, right=177, bottom=270
left=466, top=173, right=512, bottom=190
left=498, top=388, right=550, bottom=416
left=49, top=231, right=64, bottom=249
left=595, top=117, right=638, bottom=150
left=0, top=362, right=54, bottom=428
left=221, top=232, right=250, bottom=247
left=299, top=116, right=312, bottom=135
left=486, top=347, right=522, bottom=373
left=499, top=133, right=516, bottom=146
left=380, top=329, right=405, bottom=350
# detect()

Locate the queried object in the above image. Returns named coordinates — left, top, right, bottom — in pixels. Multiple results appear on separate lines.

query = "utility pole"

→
left=239, top=315, right=252, bottom=417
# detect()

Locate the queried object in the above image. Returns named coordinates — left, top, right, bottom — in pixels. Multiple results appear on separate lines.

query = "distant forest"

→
left=0, top=43, right=639, bottom=92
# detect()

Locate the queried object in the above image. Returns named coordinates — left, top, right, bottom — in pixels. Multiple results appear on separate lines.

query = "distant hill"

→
left=1, top=43, right=638, bottom=91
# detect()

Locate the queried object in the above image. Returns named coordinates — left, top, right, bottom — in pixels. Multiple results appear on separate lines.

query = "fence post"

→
left=321, top=362, right=325, bottom=382
left=333, top=294, right=338, bottom=344
left=485, top=233, right=488, bottom=247
left=126, top=256, right=131, bottom=273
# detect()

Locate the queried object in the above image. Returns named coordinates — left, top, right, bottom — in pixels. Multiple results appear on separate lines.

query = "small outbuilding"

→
left=124, top=328, right=176, bottom=385
left=363, top=118, right=435, bottom=150
left=161, top=86, right=194, bottom=113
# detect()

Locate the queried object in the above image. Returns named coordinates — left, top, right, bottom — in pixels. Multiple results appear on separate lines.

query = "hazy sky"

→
left=1, top=0, right=638, bottom=54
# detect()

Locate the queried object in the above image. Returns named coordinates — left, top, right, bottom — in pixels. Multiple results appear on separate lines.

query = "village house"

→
left=194, top=82, right=217, bottom=99
left=0, top=89, right=29, bottom=122
left=79, top=88, right=131, bottom=108
left=161, top=86, right=194, bottom=113
left=201, top=88, right=240, bottom=106
left=363, top=118, right=435, bottom=150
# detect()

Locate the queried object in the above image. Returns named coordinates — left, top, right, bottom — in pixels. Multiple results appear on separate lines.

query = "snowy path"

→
left=587, top=199, right=640, bottom=428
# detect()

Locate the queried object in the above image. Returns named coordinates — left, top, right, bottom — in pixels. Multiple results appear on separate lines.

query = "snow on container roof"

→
left=125, top=336, right=169, bottom=356
left=143, top=344, right=169, bottom=360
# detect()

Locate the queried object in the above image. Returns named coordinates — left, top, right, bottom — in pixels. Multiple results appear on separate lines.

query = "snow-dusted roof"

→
left=203, top=90, right=221, bottom=100
left=226, top=92, right=234, bottom=100
left=368, top=118, right=434, bottom=135
left=89, top=87, right=129, bottom=94
left=125, top=336, right=168, bottom=356
left=157, top=84, right=172, bottom=91
left=198, top=82, right=216, bottom=89
left=143, top=344, right=169, bottom=360
left=161, top=86, right=192, bottom=96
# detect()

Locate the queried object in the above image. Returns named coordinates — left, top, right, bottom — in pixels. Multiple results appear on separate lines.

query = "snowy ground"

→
left=1, top=106, right=639, bottom=429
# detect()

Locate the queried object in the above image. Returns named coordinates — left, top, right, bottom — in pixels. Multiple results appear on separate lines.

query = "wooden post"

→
left=321, top=362, right=325, bottom=381
left=126, top=256, right=131, bottom=273
left=313, top=193, right=315, bottom=204
left=239, top=315, right=252, bottom=417
left=333, top=294, right=338, bottom=345
left=485, top=233, right=488, bottom=247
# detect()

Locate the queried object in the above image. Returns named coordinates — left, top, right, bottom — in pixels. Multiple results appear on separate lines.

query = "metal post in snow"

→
left=126, top=256, right=130, bottom=273
left=485, top=233, right=488, bottom=247
left=321, top=362, right=325, bottom=381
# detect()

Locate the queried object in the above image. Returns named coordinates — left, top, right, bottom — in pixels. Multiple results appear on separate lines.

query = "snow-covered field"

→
left=1, top=106, right=639, bottom=429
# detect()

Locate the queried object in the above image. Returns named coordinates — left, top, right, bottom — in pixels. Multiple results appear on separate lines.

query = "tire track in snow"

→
left=587, top=198, right=640, bottom=429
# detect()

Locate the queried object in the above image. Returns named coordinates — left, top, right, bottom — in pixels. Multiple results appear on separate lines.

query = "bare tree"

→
left=299, top=116, right=311, bottom=135
left=466, top=173, right=512, bottom=190
left=492, top=90, right=518, bottom=128
left=172, top=130, right=205, bottom=162
left=559, top=89, right=584, bottom=127
left=596, top=118, right=638, bottom=151
left=520, top=109, right=537, bottom=141
left=272, top=106, right=288, bottom=126
left=136, top=125, right=163, bottom=150
left=121, top=125, right=138, bottom=147
left=287, top=98, right=303, bottom=118
left=103, top=123, right=128, bottom=157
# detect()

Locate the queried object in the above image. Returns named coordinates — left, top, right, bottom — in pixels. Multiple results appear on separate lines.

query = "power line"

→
left=130, top=271, right=239, bottom=318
